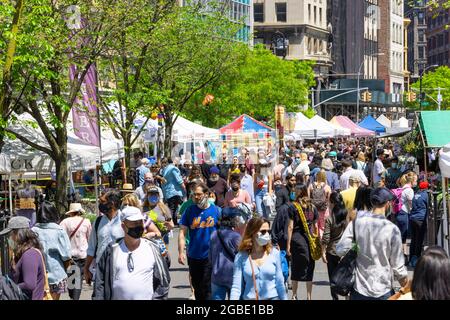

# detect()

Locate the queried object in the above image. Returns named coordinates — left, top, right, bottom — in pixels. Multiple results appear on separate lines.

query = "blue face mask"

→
left=290, top=192, right=296, bottom=201
left=148, top=195, right=159, bottom=204
left=391, top=163, right=398, bottom=169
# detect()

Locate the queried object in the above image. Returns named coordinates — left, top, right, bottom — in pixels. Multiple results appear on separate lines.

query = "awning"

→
left=419, top=111, right=450, bottom=148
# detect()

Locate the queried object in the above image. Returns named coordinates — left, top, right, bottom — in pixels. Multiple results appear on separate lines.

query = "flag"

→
left=70, top=64, right=100, bottom=147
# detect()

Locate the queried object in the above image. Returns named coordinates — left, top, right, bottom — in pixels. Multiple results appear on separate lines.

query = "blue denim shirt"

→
left=162, top=164, right=184, bottom=199
left=32, top=223, right=71, bottom=285
left=86, top=212, right=125, bottom=263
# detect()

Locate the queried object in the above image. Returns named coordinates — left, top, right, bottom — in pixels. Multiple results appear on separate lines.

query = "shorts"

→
left=50, top=278, right=68, bottom=294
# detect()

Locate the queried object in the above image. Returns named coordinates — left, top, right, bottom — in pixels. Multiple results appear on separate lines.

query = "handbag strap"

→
left=293, top=202, right=315, bottom=242
left=69, top=217, right=85, bottom=239
left=352, top=217, right=356, bottom=243
left=33, top=248, right=51, bottom=298
left=248, top=255, right=259, bottom=301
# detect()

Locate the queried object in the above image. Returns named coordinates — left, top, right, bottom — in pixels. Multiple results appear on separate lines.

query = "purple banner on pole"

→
left=70, top=64, right=100, bottom=147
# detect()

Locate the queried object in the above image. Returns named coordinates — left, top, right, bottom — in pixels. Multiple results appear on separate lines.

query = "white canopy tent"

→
left=376, top=115, right=392, bottom=128
left=392, top=117, right=409, bottom=128
left=0, top=154, right=13, bottom=213
left=310, top=115, right=351, bottom=137
left=171, top=115, right=220, bottom=142
left=439, top=143, right=450, bottom=254
left=4, top=113, right=124, bottom=173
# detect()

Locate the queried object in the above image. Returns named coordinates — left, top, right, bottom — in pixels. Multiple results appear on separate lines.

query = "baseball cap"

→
left=121, top=206, right=144, bottom=222
left=329, top=151, right=337, bottom=157
left=370, top=187, right=396, bottom=207
left=0, top=216, right=31, bottom=236
left=419, top=181, right=429, bottom=190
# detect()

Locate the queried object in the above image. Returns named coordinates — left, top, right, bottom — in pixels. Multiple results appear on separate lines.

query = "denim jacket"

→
left=162, top=164, right=184, bottom=199
left=32, top=223, right=72, bottom=285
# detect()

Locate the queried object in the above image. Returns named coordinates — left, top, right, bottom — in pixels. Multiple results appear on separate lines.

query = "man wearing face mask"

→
left=178, top=183, right=220, bottom=300
left=384, top=156, right=402, bottom=190
left=93, top=206, right=170, bottom=300
left=135, top=172, right=164, bottom=205
left=207, top=166, right=228, bottom=208
left=84, top=190, right=124, bottom=290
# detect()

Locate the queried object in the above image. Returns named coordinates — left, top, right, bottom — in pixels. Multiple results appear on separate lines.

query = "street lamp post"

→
left=419, top=64, right=438, bottom=110
left=356, top=53, right=384, bottom=123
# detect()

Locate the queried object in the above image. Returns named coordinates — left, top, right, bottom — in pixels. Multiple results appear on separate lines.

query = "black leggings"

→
left=325, top=253, right=341, bottom=300
left=410, top=219, right=427, bottom=258
left=167, top=196, right=183, bottom=225
left=188, top=257, right=212, bottom=301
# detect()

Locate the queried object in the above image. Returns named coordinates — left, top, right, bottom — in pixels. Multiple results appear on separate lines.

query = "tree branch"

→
left=5, top=128, right=53, bottom=156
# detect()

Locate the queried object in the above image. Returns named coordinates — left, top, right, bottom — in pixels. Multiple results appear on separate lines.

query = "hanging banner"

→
left=70, top=63, right=100, bottom=147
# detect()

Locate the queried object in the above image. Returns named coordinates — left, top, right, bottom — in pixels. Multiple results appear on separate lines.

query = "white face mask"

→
left=256, top=232, right=271, bottom=246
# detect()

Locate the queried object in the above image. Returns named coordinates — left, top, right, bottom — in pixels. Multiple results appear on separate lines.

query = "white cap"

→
left=121, top=206, right=143, bottom=222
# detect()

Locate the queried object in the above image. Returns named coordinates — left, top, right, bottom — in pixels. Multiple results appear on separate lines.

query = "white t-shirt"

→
left=372, top=159, right=385, bottom=185
left=401, top=186, right=414, bottom=213
left=112, top=240, right=155, bottom=300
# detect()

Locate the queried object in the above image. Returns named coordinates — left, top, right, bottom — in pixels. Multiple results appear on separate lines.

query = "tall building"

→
left=404, top=17, right=411, bottom=91
left=378, top=0, right=405, bottom=98
left=405, top=1, right=428, bottom=81
left=252, top=0, right=332, bottom=76
left=327, top=0, right=380, bottom=80
left=427, top=2, right=450, bottom=67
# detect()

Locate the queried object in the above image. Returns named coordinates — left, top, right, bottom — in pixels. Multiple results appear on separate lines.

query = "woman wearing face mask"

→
left=287, top=185, right=318, bottom=300
left=224, top=174, right=252, bottom=209
left=285, top=174, right=297, bottom=202
left=2, top=216, right=46, bottom=300
left=142, top=187, right=173, bottom=243
left=230, top=217, right=288, bottom=300
left=32, top=201, right=72, bottom=300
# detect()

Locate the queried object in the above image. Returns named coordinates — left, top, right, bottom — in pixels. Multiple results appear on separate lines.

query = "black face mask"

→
left=231, top=184, right=239, bottom=192
left=99, top=203, right=113, bottom=214
left=126, top=225, right=144, bottom=239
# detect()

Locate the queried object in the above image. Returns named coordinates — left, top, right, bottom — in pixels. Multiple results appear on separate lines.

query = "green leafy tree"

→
left=183, top=44, right=315, bottom=128
left=411, top=66, right=450, bottom=110
left=2, top=0, right=139, bottom=213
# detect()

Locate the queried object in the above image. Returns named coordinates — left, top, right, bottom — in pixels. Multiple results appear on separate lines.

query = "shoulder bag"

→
left=69, top=217, right=85, bottom=239
left=292, top=202, right=322, bottom=261
left=248, top=255, right=259, bottom=301
left=33, top=248, right=53, bottom=300
left=330, top=218, right=357, bottom=296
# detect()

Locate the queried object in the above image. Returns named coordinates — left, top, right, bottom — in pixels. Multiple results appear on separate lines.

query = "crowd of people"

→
left=2, top=138, right=450, bottom=301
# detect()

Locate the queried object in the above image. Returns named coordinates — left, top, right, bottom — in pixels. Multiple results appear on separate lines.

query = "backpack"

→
left=311, top=184, right=328, bottom=211
left=0, top=275, right=27, bottom=300
left=391, top=187, right=404, bottom=214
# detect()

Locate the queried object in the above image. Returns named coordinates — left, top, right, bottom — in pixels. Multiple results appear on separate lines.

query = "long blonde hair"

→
left=121, top=193, right=141, bottom=210
left=399, top=172, right=417, bottom=187
left=316, top=170, right=327, bottom=184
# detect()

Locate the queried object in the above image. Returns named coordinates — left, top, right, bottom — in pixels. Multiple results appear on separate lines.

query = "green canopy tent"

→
left=417, top=111, right=450, bottom=251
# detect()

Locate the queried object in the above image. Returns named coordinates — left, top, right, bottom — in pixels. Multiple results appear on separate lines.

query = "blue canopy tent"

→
left=358, top=115, right=386, bottom=134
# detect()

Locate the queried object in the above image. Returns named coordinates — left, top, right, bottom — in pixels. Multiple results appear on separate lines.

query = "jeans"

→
left=67, top=258, right=85, bottom=300
left=255, top=188, right=268, bottom=218
left=395, top=211, right=409, bottom=243
left=167, top=195, right=183, bottom=226
left=188, top=257, right=212, bottom=300
left=350, top=289, right=394, bottom=300
left=211, top=283, right=230, bottom=300
left=325, top=253, right=340, bottom=300
left=410, top=219, right=427, bottom=258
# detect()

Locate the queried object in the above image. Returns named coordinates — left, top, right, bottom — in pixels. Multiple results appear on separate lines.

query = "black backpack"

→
left=0, top=275, right=27, bottom=300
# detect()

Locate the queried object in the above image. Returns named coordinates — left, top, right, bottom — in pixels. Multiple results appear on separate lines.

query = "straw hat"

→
left=121, top=183, right=135, bottom=193
left=66, top=203, right=85, bottom=215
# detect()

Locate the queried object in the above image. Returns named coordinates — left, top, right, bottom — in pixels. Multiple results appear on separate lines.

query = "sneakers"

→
left=291, top=295, right=298, bottom=300
left=189, top=293, right=195, bottom=300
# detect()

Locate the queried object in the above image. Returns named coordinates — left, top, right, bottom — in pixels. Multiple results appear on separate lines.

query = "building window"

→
left=314, top=5, right=317, bottom=24
left=275, top=3, right=287, bottom=22
left=308, top=4, right=311, bottom=23
left=418, top=46, right=424, bottom=59
left=254, top=3, right=264, bottom=22
left=319, top=8, right=322, bottom=25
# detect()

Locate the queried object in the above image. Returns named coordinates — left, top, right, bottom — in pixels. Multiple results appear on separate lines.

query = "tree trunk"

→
left=124, top=131, right=132, bottom=184
left=54, top=134, right=68, bottom=216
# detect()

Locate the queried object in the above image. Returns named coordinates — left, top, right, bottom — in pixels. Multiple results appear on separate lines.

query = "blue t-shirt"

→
left=180, top=204, right=220, bottom=260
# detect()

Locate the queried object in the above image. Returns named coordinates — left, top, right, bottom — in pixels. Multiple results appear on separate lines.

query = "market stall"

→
left=330, top=116, right=376, bottom=137
left=358, top=115, right=386, bottom=134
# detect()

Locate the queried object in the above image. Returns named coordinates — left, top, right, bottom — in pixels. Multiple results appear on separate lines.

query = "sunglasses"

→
left=259, top=230, right=270, bottom=235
